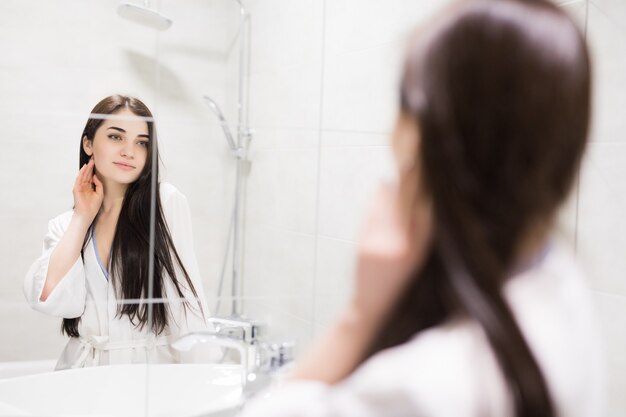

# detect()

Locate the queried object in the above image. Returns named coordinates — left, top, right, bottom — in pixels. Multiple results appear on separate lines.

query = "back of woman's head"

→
left=368, top=1, right=592, bottom=416
left=403, top=0, right=591, bottom=261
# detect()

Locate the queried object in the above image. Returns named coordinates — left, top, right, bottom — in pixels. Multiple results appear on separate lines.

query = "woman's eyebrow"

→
left=107, top=126, right=149, bottom=139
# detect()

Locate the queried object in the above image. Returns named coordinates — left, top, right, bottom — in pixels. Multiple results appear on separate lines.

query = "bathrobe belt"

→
left=72, top=335, right=170, bottom=368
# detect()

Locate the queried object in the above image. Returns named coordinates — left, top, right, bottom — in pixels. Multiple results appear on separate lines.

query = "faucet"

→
left=207, top=316, right=266, bottom=345
left=172, top=332, right=249, bottom=386
left=243, top=340, right=295, bottom=399
left=171, top=317, right=295, bottom=399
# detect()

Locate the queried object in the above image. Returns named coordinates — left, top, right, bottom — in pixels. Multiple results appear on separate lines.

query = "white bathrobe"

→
left=240, top=239, right=605, bottom=417
left=24, top=183, right=211, bottom=370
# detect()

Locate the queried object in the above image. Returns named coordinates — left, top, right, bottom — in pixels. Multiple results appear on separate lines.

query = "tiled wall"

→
left=241, top=0, right=443, bottom=349
left=241, top=0, right=324, bottom=349
left=582, top=1, right=626, bottom=415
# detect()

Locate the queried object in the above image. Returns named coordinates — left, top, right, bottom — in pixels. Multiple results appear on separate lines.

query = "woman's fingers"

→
left=75, top=159, right=96, bottom=191
left=74, top=165, right=84, bottom=187
left=84, top=158, right=94, bottom=183
left=92, top=173, right=103, bottom=196
left=75, top=163, right=88, bottom=189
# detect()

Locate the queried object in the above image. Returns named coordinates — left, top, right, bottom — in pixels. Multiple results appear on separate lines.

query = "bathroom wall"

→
left=0, top=0, right=241, bottom=362
left=242, top=0, right=584, bottom=332
left=240, top=0, right=427, bottom=350
left=242, top=0, right=626, bottom=414
left=581, top=0, right=626, bottom=415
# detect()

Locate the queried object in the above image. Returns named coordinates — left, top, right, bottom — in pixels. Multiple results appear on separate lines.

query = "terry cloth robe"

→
left=24, top=183, right=212, bottom=369
left=239, top=238, right=605, bottom=417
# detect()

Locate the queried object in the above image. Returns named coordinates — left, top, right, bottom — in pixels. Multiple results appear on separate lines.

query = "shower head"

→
left=203, top=95, right=238, bottom=152
left=117, top=2, right=172, bottom=31
left=204, top=96, right=228, bottom=122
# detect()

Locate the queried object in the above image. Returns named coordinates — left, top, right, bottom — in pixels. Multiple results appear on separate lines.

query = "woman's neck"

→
left=100, top=176, right=127, bottom=214
left=511, top=220, right=552, bottom=275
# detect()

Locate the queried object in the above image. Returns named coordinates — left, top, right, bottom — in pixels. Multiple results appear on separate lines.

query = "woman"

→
left=24, top=95, right=210, bottom=369
left=242, top=0, right=603, bottom=416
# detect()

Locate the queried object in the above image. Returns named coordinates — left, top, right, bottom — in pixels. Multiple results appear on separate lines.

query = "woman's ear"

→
left=82, top=136, right=93, bottom=156
left=392, top=114, right=420, bottom=174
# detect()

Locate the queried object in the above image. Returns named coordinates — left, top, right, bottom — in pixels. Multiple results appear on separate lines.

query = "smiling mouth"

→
left=114, top=162, right=136, bottom=169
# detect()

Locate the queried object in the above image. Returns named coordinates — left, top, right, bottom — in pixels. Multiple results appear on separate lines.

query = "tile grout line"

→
left=311, top=0, right=328, bottom=340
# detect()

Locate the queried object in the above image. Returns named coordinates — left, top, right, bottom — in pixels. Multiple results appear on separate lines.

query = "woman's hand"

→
left=352, top=182, right=433, bottom=327
left=41, top=159, right=103, bottom=301
left=289, top=182, right=433, bottom=384
left=72, top=158, right=103, bottom=222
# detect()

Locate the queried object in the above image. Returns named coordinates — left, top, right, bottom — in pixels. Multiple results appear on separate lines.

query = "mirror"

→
left=3, top=0, right=625, bottom=415
left=2, top=0, right=169, bottom=371
left=1, top=0, right=247, bottom=378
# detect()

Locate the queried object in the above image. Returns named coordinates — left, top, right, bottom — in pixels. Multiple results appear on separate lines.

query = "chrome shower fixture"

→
left=203, top=95, right=243, bottom=158
left=117, top=1, right=172, bottom=31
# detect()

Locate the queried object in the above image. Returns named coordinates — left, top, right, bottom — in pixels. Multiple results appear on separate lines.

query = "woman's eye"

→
left=108, top=134, right=121, bottom=141
left=138, top=141, right=149, bottom=148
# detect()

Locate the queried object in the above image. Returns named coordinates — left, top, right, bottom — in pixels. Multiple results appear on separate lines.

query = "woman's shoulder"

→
left=505, top=236, right=595, bottom=329
left=405, top=318, right=500, bottom=372
left=159, top=182, right=192, bottom=225
left=351, top=318, right=508, bottom=414
left=357, top=318, right=498, bottom=382
left=39, top=210, right=77, bottom=241
left=505, top=237, right=604, bottom=415
left=159, top=182, right=187, bottom=205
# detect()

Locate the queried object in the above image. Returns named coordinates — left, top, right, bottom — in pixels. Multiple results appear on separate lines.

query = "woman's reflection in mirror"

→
left=24, top=95, right=212, bottom=369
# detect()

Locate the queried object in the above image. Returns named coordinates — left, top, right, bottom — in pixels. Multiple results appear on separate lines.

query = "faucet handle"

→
left=249, top=322, right=268, bottom=344
left=258, top=340, right=295, bottom=372
left=214, top=324, right=245, bottom=341
left=209, top=317, right=267, bottom=345
left=242, top=340, right=296, bottom=401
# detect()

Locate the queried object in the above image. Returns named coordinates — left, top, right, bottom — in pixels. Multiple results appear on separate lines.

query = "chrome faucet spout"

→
left=172, top=331, right=249, bottom=386
left=172, top=319, right=294, bottom=402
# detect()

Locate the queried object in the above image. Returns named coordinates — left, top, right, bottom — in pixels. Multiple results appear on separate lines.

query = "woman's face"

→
left=82, top=108, right=150, bottom=185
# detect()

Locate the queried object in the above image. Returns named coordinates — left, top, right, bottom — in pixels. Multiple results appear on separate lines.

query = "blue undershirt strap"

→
left=91, top=227, right=110, bottom=280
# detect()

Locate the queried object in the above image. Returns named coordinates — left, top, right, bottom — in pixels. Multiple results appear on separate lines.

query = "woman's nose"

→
left=120, top=144, right=134, bottom=158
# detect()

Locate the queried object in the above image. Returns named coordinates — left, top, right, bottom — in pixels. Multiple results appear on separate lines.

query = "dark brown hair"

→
left=365, top=1, right=591, bottom=416
left=63, top=95, right=203, bottom=337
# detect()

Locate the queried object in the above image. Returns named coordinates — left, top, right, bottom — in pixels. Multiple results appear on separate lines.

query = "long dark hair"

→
left=63, top=95, right=203, bottom=337
left=364, top=1, right=591, bottom=416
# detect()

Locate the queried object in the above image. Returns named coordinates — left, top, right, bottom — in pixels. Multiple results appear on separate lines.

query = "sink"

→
left=0, top=363, right=242, bottom=416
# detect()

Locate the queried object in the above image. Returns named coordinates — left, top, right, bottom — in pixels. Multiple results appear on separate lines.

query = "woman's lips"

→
left=113, top=162, right=136, bottom=171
